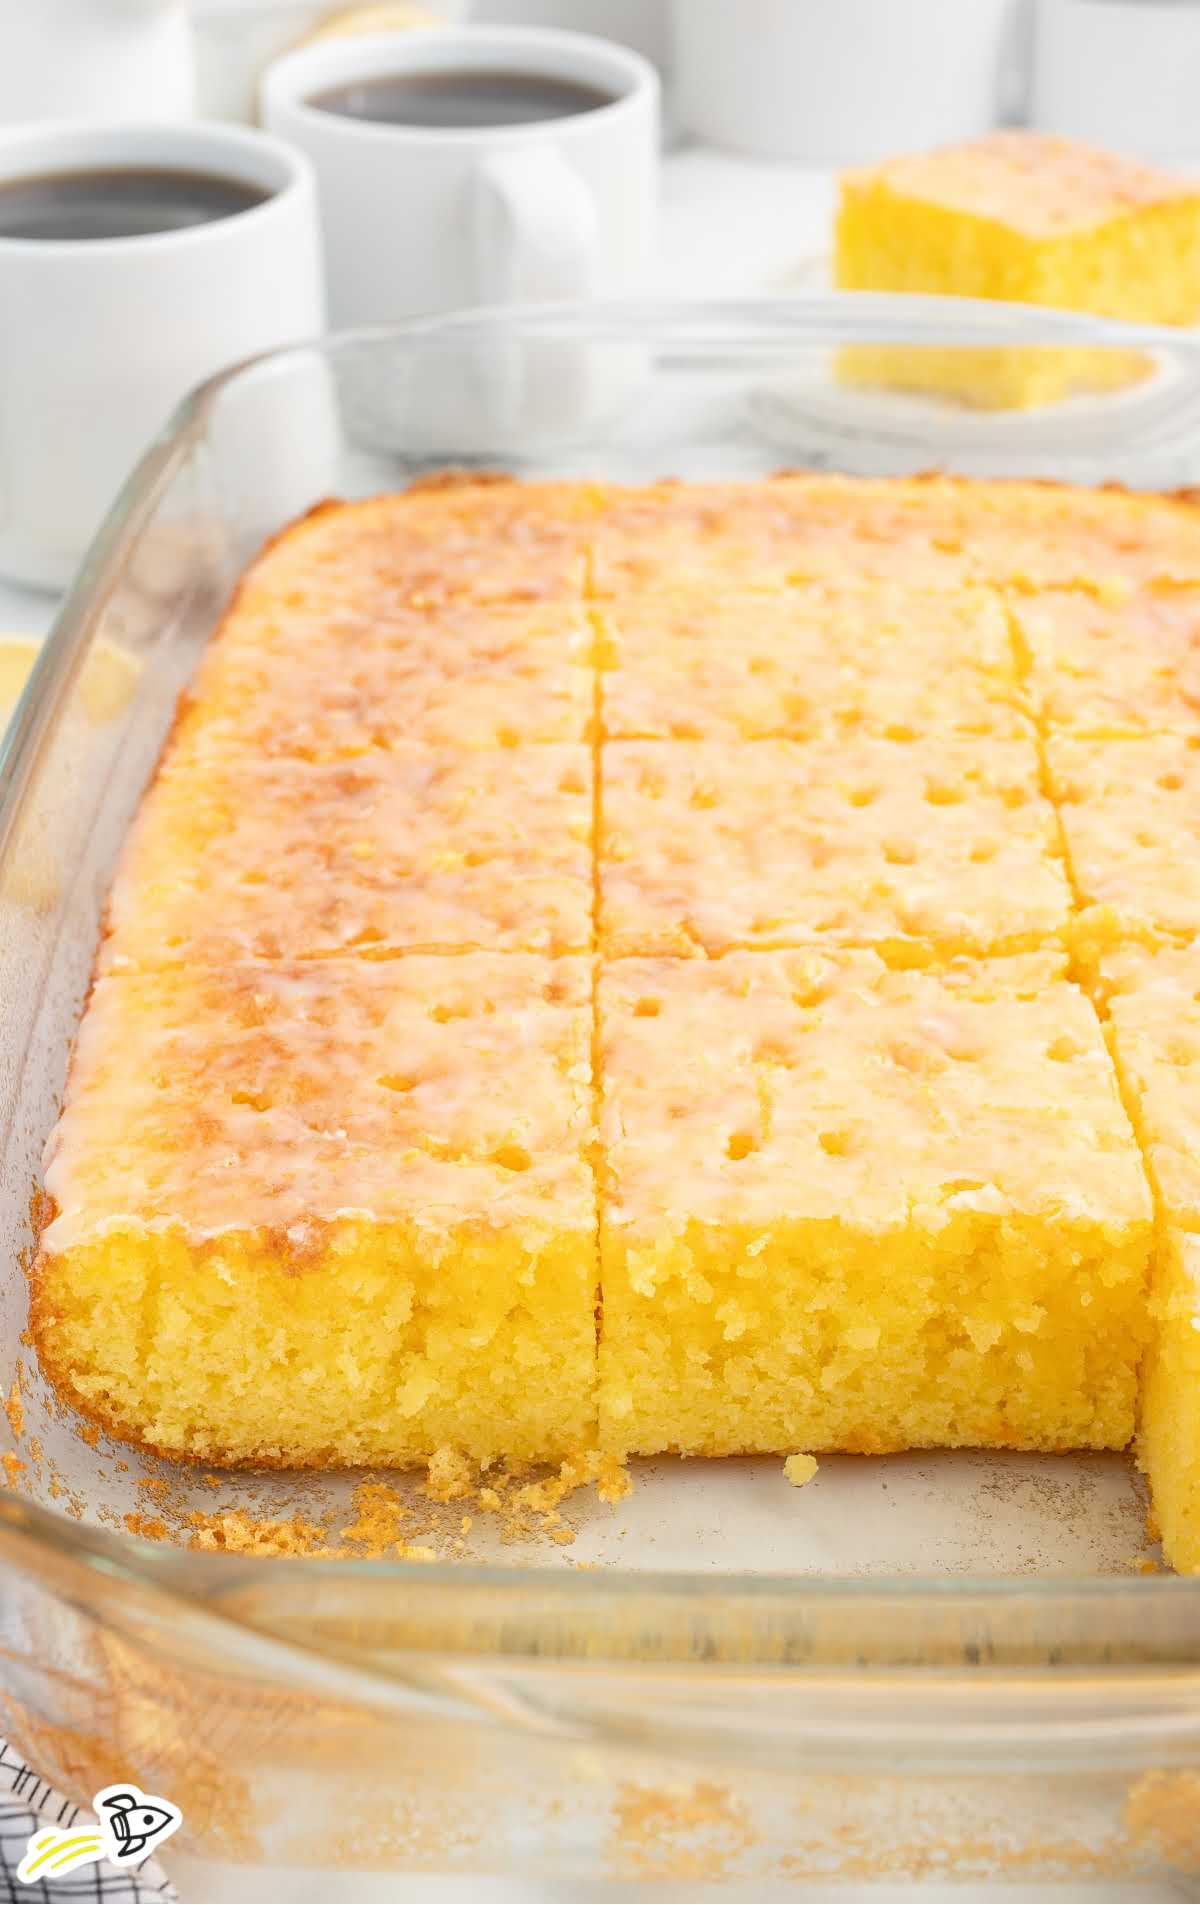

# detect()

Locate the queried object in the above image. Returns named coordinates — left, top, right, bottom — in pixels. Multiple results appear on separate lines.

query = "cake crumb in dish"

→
left=99, top=1451, right=627, bottom=1561
left=784, top=1454, right=819, bottom=1488
left=186, top=1507, right=378, bottom=1560
left=423, top=1447, right=474, bottom=1503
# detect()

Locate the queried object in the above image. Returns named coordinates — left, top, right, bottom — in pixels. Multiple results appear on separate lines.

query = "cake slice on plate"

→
left=835, top=130, right=1200, bottom=406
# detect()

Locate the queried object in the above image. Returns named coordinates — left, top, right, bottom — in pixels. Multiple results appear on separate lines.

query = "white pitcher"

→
left=0, top=0, right=195, bottom=126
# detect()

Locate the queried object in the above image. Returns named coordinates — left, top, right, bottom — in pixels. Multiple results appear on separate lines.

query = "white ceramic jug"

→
left=671, top=0, right=1023, bottom=165
left=0, top=0, right=195, bottom=126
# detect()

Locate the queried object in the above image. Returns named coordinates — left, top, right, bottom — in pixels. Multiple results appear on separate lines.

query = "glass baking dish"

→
left=2, top=299, right=1200, bottom=1898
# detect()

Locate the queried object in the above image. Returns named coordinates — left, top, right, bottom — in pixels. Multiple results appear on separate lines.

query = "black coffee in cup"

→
left=307, top=68, right=616, bottom=129
left=0, top=167, right=270, bottom=243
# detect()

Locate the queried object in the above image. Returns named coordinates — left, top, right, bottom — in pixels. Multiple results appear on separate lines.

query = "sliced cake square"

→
left=100, top=740, right=593, bottom=967
left=880, top=479, right=1200, bottom=592
left=835, top=131, right=1200, bottom=407
left=241, top=482, right=599, bottom=612
left=598, top=735, right=1070, bottom=960
left=596, top=949, right=1153, bottom=1459
left=590, top=477, right=1200, bottom=597
left=1095, top=942, right=1200, bottom=1572
left=599, top=581, right=1025, bottom=743
left=1138, top=1234, right=1200, bottom=1575
left=33, top=956, right=597, bottom=1466
left=1047, top=732, right=1200, bottom=945
left=182, top=594, right=598, bottom=757
left=587, top=477, right=984, bottom=595
left=1012, top=586, right=1200, bottom=737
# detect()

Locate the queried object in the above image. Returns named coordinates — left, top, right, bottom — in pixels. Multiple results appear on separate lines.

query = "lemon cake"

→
left=589, top=476, right=978, bottom=595
left=591, top=475, right=1200, bottom=596
left=598, top=582, right=1025, bottom=743
left=599, top=735, right=1070, bottom=960
left=597, top=950, right=1153, bottom=1458
left=33, top=955, right=596, bottom=1465
left=100, top=739, right=593, bottom=967
left=1096, top=944, right=1200, bottom=1573
left=1046, top=732, right=1200, bottom=945
left=181, top=594, right=598, bottom=759
left=250, top=481, right=600, bottom=611
left=1012, top=586, right=1200, bottom=737
left=835, top=131, right=1200, bottom=407
left=29, top=472, right=1200, bottom=1573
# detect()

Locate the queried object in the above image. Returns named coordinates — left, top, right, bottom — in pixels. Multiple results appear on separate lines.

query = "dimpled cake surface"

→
left=30, top=472, right=1200, bottom=1571
left=596, top=950, right=1151, bottom=1459
left=101, top=738, right=594, bottom=967
left=835, top=130, right=1200, bottom=407
left=598, top=734, right=1070, bottom=961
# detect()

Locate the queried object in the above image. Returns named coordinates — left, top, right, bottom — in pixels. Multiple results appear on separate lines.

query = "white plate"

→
left=755, top=256, right=1200, bottom=478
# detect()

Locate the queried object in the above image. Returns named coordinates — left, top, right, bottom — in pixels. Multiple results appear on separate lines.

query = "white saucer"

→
left=750, top=257, right=1200, bottom=482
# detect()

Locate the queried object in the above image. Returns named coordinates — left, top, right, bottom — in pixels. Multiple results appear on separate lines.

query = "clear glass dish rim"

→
left=5, top=293, right=1200, bottom=1622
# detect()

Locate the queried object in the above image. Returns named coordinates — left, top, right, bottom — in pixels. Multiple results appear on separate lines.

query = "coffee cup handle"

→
left=472, top=145, right=598, bottom=304
left=470, top=147, right=599, bottom=436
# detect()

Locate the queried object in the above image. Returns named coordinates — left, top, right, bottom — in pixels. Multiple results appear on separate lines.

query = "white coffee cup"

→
left=260, top=26, right=659, bottom=327
left=1031, top=0, right=1200, bottom=165
left=0, top=120, right=325, bottom=590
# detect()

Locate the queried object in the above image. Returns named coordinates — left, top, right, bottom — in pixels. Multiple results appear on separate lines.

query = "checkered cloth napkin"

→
left=0, top=1744, right=175, bottom=1904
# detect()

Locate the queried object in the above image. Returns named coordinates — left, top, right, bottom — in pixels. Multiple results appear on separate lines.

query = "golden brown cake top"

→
left=590, top=475, right=1200, bottom=594
left=1012, top=586, right=1200, bottom=736
left=242, top=480, right=602, bottom=610
left=843, top=130, right=1200, bottom=237
left=184, top=593, right=598, bottom=756
left=100, top=739, right=593, bottom=968
left=599, top=581, right=1025, bottom=743
left=1048, top=731, right=1200, bottom=940
left=599, top=950, right=1151, bottom=1238
left=41, top=956, right=595, bottom=1251
left=599, top=733, right=1070, bottom=960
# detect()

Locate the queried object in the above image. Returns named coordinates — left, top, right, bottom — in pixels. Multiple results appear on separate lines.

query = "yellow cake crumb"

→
left=187, top=1508, right=334, bottom=1556
left=783, top=1453, right=818, bottom=1488
left=424, top=1446, right=474, bottom=1503
left=339, top=1481, right=409, bottom=1552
